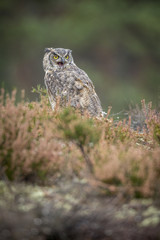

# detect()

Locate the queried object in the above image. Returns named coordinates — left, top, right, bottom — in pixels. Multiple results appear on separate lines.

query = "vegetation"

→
left=0, top=88, right=160, bottom=199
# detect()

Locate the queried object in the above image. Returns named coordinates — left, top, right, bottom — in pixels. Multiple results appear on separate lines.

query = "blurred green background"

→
left=0, top=0, right=160, bottom=112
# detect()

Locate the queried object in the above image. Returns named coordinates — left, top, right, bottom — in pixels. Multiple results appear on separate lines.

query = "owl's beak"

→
left=61, top=57, right=65, bottom=64
left=57, top=57, right=65, bottom=66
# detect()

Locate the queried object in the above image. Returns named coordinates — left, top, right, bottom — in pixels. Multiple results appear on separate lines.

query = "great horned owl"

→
left=43, top=48, right=103, bottom=117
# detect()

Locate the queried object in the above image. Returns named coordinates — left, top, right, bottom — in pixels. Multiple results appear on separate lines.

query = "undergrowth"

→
left=0, top=87, right=160, bottom=198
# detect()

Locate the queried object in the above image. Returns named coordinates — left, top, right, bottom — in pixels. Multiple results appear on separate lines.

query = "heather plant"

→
left=93, top=142, right=160, bottom=198
left=145, top=106, right=160, bottom=145
left=0, top=88, right=160, bottom=198
left=0, top=88, right=81, bottom=182
left=129, top=100, right=160, bottom=144
left=103, top=118, right=134, bottom=143
left=94, top=101, right=160, bottom=197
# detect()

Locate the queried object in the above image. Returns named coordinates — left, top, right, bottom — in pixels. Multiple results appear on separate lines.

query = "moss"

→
left=142, top=206, right=160, bottom=217
left=115, top=207, right=137, bottom=220
left=140, top=216, right=160, bottom=227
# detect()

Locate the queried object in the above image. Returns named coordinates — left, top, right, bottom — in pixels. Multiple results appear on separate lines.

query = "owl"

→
left=43, top=48, right=103, bottom=117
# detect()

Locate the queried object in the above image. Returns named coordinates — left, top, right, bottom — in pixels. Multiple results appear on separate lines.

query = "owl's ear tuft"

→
left=44, top=48, right=51, bottom=53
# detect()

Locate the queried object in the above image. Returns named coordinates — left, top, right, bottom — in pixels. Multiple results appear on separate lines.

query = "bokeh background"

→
left=0, top=0, right=160, bottom=112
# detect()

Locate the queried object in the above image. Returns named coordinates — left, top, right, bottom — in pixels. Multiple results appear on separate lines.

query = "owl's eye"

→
left=65, top=55, right=69, bottom=59
left=53, top=54, right=59, bottom=60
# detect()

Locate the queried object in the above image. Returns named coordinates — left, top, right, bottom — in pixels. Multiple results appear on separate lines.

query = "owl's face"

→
left=43, top=48, right=74, bottom=71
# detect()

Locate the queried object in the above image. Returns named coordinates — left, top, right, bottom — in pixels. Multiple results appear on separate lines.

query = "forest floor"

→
left=0, top=179, right=160, bottom=240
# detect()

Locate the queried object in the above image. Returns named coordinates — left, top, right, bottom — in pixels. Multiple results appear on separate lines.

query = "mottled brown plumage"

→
left=43, top=48, right=103, bottom=117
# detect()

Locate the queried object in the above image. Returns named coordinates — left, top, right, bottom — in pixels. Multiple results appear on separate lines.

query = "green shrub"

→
left=58, top=108, right=100, bottom=146
left=153, top=124, right=160, bottom=144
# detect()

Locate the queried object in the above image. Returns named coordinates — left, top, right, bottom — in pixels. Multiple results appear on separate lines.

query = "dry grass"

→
left=0, top=88, right=160, bottom=198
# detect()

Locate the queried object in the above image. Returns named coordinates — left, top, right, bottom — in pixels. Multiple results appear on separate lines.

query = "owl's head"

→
left=43, top=47, right=74, bottom=71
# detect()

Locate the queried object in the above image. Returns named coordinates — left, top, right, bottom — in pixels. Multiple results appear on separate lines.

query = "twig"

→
left=78, top=144, right=94, bottom=174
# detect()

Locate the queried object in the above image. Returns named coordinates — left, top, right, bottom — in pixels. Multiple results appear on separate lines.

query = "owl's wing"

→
left=73, top=69, right=103, bottom=117
left=44, top=71, right=58, bottom=110
left=74, top=68, right=94, bottom=88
